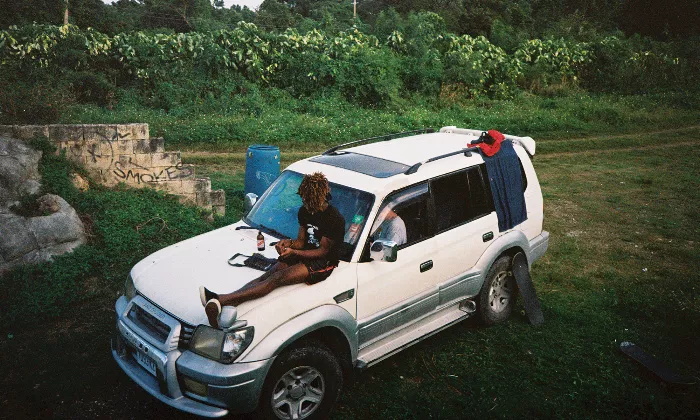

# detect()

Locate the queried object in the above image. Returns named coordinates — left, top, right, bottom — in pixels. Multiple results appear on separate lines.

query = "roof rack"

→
left=404, top=146, right=481, bottom=175
left=322, top=128, right=435, bottom=156
left=440, top=126, right=536, bottom=156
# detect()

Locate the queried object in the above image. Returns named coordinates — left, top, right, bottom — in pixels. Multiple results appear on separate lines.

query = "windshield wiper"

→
left=258, top=224, right=287, bottom=239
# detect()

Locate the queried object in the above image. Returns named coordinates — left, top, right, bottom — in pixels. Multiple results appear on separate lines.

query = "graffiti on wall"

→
left=113, top=159, right=194, bottom=184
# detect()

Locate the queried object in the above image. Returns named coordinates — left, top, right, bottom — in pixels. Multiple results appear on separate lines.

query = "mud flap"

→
left=620, top=341, right=698, bottom=385
left=512, top=252, right=544, bottom=325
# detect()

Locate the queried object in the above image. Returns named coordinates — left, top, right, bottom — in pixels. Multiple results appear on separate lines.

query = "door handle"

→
left=420, top=260, right=433, bottom=272
left=482, top=231, right=494, bottom=242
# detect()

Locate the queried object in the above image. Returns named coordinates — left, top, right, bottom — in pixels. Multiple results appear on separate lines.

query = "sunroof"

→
left=310, top=152, right=410, bottom=178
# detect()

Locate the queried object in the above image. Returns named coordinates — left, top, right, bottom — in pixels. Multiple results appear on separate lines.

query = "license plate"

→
left=133, top=349, right=157, bottom=377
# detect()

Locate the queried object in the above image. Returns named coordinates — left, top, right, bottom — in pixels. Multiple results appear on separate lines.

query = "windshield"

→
left=245, top=171, right=374, bottom=262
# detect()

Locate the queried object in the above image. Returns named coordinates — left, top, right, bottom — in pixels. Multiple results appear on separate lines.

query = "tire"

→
left=255, top=341, right=343, bottom=420
left=477, top=255, right=517, bottom=326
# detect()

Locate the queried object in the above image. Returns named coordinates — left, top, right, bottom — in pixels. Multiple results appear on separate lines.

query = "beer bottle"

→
left=257, top=231, right=265, bottom=251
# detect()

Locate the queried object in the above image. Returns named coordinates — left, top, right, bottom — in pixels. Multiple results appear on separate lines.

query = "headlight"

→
left=124, top=274, right=137, bottom=301
left=190, top=325, right=254, bottom=364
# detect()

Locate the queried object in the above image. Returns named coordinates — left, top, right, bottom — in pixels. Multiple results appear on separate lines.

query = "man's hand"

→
left=278, top=246, right=295, bottom=259
left=275, top=239, right=293, bottom=255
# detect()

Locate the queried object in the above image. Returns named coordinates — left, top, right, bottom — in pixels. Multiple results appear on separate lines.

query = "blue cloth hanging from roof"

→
left=481, top=140, right=527, bottom=232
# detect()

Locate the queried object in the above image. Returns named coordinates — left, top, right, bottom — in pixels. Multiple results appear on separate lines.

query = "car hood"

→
left=131, top=221, right=294, bottom=326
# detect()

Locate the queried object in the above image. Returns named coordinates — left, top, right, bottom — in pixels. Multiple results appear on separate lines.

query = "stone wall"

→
left=0, top=124, right=225, bottom=216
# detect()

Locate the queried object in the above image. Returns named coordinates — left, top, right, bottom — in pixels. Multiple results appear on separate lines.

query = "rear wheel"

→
left=478, top=255, right=517, bottom=325
left=256, top=341, right=343, bottom=420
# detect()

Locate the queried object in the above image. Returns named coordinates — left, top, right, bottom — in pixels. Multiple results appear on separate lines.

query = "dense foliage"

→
left=0, top=17, right=696, bottom=125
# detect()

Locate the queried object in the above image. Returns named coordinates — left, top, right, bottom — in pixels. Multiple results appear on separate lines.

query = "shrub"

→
left=514, top=38, right=591, bottom=91
left=67, top=71, right=115, bottom=107
left=443, top=35, right=520, bottom=99
left=334, top=47, right=402, bottom=107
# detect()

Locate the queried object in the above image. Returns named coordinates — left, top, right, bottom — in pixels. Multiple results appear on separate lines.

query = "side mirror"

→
left=243, top=193, right=258, bottom=214
left=219, top=306, right=238, bottom=330
left=370, top=240, right=398, bottom=262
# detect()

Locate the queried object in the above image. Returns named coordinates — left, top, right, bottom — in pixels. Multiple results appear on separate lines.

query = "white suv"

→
left=112, top=126, right=549, bottom=419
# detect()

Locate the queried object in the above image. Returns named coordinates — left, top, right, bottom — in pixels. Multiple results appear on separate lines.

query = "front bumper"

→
left=112, top=296, right=274, bottom=417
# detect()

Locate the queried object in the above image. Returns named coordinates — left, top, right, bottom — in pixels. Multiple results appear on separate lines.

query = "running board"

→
left=356, top=304, right=471, bottom=369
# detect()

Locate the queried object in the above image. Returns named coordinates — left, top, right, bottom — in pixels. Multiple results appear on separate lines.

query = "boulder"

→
left=0, top=136, right=42, bottom=209
left=28, top=195, right=86, bottom=248
left=0, top=135, right=87, bottom=276
left=0, top=212, right=38, bottom=261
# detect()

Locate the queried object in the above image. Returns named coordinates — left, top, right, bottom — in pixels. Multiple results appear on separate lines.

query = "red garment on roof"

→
left=470, top=129, right=505, bottom=157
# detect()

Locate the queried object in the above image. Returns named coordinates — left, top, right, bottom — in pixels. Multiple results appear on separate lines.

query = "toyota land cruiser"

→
left=112, top=126, right=549, bottom=419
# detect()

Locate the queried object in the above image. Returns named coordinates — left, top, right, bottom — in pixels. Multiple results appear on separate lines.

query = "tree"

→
left=255, top=0, right=297, bottom=32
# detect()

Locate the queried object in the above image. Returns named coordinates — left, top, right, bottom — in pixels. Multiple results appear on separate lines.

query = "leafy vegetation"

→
left=1, top=19, right=697, bottom=128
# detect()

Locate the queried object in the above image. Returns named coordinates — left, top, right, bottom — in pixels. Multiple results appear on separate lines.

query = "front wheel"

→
left=477, top=255, right=517, bottom=325
left=256, top=341, right=343, bottom=420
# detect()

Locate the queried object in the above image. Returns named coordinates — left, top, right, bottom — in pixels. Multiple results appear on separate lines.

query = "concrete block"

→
left=194, top=178, right=212, bottom=194
left=212, top=205, right=226, bottom=217
left=177, top=193, right=196, bottom=205
left=163, top=163, right=195, bottom=180
left=83, top=124, right=118, bottom=142
left=117, top=154, right=149, bottom=169
left=164, top=179, right=187, bottom=195
left=180, top=179, right=201, bottom=195
left=113, top=140, right=134, bottom=155
left=210, top=189, right=226, bottom=206
left=13, top=125, right=49, bottom=140
left=65, top=142, right=86, bottom=159
left=87, top=148, right=116, bottom=170
left=196, top=191, right=213, bottom=207
left=151, top=152, right=181, bottom=167
left=117, top=123, right=149, bottom=141
left=49, top=124, right=83, bottom=142
left=134, top=137, right=165, bottom=154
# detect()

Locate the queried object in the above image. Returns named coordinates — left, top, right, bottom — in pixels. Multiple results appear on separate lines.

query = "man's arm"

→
left=275, top=226, right=307, bottom=254
left=280, top=236, right=334, bottom=260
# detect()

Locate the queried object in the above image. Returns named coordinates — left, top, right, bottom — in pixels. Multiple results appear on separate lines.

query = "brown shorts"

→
left=278, top=255, right=337, bottom=285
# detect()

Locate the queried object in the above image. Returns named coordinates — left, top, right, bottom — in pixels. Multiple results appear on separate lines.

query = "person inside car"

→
left=199, top=172, right=345, bottom=328
left=371, top=205, right=407, bottom=246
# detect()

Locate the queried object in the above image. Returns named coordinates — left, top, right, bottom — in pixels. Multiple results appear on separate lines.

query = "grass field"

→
left=0, top=126, right=698, bottom=418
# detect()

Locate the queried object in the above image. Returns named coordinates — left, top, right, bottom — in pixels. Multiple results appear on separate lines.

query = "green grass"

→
left=0, top=127, right=698, bottom=418
left=60, top=90, right=700, bottom=152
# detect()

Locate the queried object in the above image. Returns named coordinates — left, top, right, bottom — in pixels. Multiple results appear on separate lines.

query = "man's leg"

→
left=219, top=263, right=309, bottom=307
left=235, top=260, right=289, bottom=293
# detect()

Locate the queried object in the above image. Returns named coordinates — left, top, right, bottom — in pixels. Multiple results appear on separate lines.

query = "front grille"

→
left=127, top=304, right=171, bottom=344
left=179, top=323, right=195, bottom=349
left=132, top=293, right=195, bottom=350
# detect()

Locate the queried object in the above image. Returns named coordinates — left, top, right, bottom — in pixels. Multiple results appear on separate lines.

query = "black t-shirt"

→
left=297, top=204, right=345, bottom=264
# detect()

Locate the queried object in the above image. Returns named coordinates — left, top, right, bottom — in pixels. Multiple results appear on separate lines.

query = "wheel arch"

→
left=240, top=305, right=358, bottom=368
left=471, top=230, right=530, bottom=291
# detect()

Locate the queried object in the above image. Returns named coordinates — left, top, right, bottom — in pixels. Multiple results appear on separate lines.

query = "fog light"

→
left=182, top=376, right=207, bottom=397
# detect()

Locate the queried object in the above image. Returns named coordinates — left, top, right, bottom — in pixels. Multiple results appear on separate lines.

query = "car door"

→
left=429, top=164, right=498, bottom=305
left=355, top=182, right=439, bottom=345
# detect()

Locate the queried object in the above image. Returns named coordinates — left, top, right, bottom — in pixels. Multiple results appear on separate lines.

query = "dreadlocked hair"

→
left=298, top=172, right=330, bottom=213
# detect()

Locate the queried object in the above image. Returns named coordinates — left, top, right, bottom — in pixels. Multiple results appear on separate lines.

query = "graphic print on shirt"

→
left=306, top=224, right=320, bottom=248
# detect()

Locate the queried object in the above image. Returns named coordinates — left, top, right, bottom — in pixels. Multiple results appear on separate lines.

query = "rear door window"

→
left=430, top=165, right=494, bottom=233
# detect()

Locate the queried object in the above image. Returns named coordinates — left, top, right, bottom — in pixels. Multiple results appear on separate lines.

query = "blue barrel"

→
left=244, top=145, right=280, bottom=197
